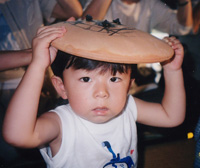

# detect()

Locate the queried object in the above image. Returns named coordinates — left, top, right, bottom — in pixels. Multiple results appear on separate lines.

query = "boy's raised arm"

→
left=3, top=26, right=66, bottom=148
left=136, top=36, right=186, bottom=127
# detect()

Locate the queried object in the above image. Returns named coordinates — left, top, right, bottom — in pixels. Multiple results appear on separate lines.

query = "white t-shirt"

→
left=40, top=95, right=138, bottom=168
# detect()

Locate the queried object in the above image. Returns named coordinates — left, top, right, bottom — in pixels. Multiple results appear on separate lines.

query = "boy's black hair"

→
left=51, top=50, right=137, bottom=79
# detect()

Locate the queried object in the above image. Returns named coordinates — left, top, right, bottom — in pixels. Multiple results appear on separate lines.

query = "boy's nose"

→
left=94, top=83, right=109, bottom=98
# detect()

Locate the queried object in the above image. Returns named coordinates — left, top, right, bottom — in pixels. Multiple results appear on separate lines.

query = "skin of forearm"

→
left=193, top=2, right=200, bottom=33
left=177, top=0, right=193, bottom=26
left=3, top=63, right=46, bottom=147
left=161, top=68, right=186, bottom=126
left=0, top=49, right=32, bottom=71
left=82, top=0, right=112, bottom=20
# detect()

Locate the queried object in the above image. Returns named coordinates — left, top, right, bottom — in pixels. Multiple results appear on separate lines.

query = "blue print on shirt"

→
left=102, top=141, right=134, bottom=168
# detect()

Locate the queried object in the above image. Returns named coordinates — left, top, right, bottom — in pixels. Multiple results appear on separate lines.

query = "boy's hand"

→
left=32, top=26, right=66, bottom=70
left=162, top=36, right=184, bottom=72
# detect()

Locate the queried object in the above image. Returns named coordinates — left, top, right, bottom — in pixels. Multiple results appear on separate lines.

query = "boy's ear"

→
left=128, top=79, right=135, bottom=93
left=51, top=75, right=67, bottom=99
left=129, top=79, right=135, bottom=90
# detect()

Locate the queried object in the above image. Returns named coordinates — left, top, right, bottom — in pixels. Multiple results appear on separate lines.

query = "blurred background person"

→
left=0, top=0, right=82, bottom=167
left=81, top=0, right=193, bottom=36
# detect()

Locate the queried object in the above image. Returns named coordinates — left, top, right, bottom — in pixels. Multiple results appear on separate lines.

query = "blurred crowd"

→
left=0, top=0, right=199, bottom=167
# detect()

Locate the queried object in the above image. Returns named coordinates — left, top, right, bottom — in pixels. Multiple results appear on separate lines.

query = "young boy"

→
left=3, top=24, right=185, bottom=167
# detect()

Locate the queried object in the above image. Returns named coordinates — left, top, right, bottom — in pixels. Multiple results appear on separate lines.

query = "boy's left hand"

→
left=162, top=36, right=184, bottom=72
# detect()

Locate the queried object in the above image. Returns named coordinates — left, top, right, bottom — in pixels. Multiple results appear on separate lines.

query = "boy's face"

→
left=61, top=67, right=132, bottom=124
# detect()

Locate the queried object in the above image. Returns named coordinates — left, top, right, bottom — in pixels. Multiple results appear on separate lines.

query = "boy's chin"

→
left=83, top=116, right=113, bottom=124
left=91, top=116, right=117, bottom=124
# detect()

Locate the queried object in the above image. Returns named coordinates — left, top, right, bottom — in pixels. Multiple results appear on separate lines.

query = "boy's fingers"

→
left=67, top=17, right=75, bottom=21
left=163, top=36, right=182, bottom=49
left=36, top=33, right=64, bottom=47
left=168, top=36, right=176, bottom=40
left=37, top=26, right=66, bottom=36
left=172, top=39, right=181, bottom=45
left=36, top=26, right=50, bottom=35
left=163, top=37, right=169, bottom=42
left=37, top=28, right=66, bottom=39
left=163, top=36, right=176, bottom=42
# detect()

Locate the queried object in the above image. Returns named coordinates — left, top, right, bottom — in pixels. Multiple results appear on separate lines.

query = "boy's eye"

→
left=80, top=77, right=91, bottom=82
left=110, top=77, right=121, bottom=82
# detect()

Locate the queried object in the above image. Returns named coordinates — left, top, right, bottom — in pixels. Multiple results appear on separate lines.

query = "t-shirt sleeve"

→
left=126, top=95, right=138, bottom=121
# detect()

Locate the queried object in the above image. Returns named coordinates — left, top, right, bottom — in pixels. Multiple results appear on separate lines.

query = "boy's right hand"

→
left=31, top=26, right=66, bottom=70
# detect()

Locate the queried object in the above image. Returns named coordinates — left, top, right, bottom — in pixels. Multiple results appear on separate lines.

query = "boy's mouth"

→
left=92, top=107, right=108, bottom=116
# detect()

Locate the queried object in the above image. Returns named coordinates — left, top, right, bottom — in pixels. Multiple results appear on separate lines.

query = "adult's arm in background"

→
left=177, top=0, right=193, bottom=27
left=192, top=1, right=200, bottom=34
left=0, top=49, right=32, bottom=71
left=81, top=0, right=112, bottom=20
left=52, top=0, right=83, bottom=19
